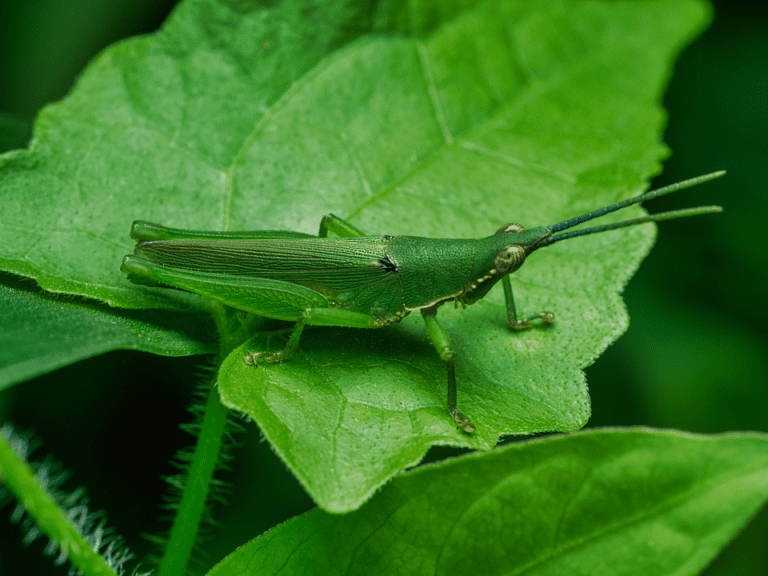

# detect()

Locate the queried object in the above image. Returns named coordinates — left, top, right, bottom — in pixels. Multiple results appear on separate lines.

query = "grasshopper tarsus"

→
left=244, top=348, right=294, bottom=367
left=508, top=311, right=555, bottom=331
left=244, top=350, right=260, bottom=366
left=450, top=408, right=477, bottom=434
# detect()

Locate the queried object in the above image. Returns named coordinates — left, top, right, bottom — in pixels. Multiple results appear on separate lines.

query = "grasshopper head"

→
left=465, top=173, right=723, bottom=307
left=490, top=224, right=552, bottom=274
left=485, top=171, right=726, bottom=278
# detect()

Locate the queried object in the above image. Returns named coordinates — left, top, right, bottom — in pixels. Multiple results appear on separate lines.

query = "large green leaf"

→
left=207, top=429, right=768, bottom=576
left=217, top=0, right=712, bottom=510
left=0, top=0, right=712, bottom=510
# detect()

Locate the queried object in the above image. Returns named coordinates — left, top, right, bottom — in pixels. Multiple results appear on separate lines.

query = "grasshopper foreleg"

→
left=421, top=305, right=476, bottom=433
left=501, top=275, right=555, bottom=331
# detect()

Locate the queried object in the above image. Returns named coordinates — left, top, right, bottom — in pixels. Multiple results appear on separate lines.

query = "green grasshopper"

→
left=121, top=172, right=723, bottom=433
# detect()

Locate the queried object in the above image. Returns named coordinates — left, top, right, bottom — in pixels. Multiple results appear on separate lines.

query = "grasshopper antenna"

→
left=541, top=171, right=724, bottom=247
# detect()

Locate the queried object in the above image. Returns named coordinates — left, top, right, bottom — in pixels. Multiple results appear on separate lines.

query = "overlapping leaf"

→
left=0, top=273, right=214, bottom=390
left=208, top=429, right=768, bottom=576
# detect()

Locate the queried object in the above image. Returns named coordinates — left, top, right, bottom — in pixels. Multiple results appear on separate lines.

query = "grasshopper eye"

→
left=494, top=245, right=526, bottom=274
left=496, top=223, right=525, bottom=235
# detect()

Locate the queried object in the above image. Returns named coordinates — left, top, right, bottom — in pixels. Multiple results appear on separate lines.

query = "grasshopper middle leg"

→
left=421, top=305, right=476, bottom=434
left=318, top=213, right=367, bottom=238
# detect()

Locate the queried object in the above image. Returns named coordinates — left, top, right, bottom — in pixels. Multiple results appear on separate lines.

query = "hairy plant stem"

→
left=0, top=433, right=119, bottom=576
left=157, top=304, right=252, bottom=576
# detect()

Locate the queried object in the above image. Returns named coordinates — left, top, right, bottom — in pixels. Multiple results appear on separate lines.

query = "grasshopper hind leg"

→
left=244, top=307, right=382, bottom=366
left=244, top=349, right=293, bottom=366
left=244, top=315, right=308, bottom=366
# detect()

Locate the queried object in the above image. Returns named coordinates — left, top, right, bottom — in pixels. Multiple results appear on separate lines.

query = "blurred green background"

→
left=1, top=1, right=766, bottom=574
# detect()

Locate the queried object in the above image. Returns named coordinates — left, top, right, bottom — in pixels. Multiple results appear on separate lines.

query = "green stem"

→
left=157, top=304, right=251, bottom=576
left=0, top=433, right=119, bottom=576
left=157, top=384, right=229, bottom=576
